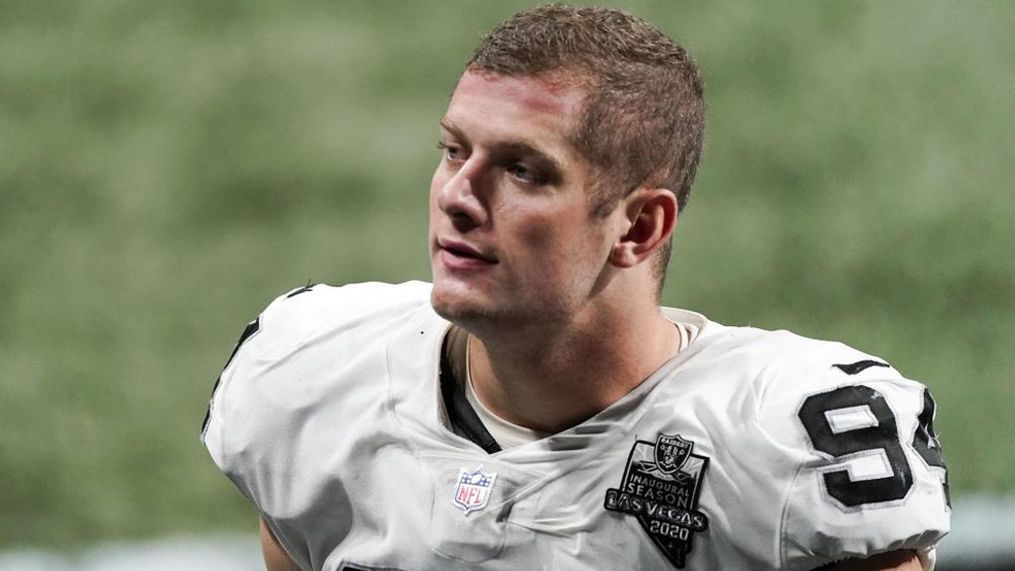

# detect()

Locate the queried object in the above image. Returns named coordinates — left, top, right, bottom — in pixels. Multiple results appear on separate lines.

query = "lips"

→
left=437, top=238, right=497, bottom=265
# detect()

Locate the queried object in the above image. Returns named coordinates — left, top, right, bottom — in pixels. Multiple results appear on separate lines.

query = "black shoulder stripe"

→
left=200, top=318, right=261, bottom=437
left=224, top=318, right=261, bottom=368
left=832, top=359, right=890, bottom=375
left=285, top=283, right=316, bottom=298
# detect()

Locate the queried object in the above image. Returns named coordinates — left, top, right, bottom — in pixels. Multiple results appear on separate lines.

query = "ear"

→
left=610, top=188, right=678, bottom=269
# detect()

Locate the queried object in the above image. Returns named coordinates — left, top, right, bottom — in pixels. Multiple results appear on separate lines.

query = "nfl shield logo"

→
left=655, top=433, right=693, bottom=474
left=453, top=465, right=498, bottom=515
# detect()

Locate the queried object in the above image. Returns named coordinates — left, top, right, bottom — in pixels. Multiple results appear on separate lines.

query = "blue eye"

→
left=508, top=164, right=530, bottom=180
left=437, top=141, right=461, bottom=161
left=507, top=163, right=544, bottom=185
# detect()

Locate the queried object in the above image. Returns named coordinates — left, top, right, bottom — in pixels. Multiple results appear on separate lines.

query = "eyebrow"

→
left=439, top=118, right=564, bottom=174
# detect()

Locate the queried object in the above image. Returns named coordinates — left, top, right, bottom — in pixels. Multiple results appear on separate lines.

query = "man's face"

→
left=429, top=69, right=623, bottom=329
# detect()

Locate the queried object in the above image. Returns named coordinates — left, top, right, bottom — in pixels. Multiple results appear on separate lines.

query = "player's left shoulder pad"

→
left=753, top=331, right=950, bottom=570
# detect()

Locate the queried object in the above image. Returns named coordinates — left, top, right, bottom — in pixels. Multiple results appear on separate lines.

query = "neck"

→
left=466, top=300, right=679, bottom=434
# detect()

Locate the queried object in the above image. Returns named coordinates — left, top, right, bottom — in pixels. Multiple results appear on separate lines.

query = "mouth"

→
left=437, top=238, right=498, bottom=265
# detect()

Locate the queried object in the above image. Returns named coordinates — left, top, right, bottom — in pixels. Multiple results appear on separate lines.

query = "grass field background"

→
left=2, top=0, right=1013, bottom=549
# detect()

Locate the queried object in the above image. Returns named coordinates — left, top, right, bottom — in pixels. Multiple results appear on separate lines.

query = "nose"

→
left=436, top=160, right=490, bottom=232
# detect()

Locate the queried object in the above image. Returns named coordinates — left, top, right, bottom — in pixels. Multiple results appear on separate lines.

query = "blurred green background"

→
left=2, top=0, right=1012, bottom=550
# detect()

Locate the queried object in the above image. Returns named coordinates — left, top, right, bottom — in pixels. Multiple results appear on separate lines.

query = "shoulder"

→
left=673, top=314, right=950, bottom=569
left=756, top=332, right=948, bottom=569
left=209, top=280, right=435, bottom=386
left=257, top=280, right=433, bottom=339
left=695, top=317, right=884, bottom=375
left=686, top=317, right=924, bottom=417
left=208, top=278, right=434, bottom=399
left=201, top=280, right=436, bottom=476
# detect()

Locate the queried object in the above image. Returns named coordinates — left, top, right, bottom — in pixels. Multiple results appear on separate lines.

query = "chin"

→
left=431, top=285, right=477, bottom=320
left=430, top=285, right=500, bottom=330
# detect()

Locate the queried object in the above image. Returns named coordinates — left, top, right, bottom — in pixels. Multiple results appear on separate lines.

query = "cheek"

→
left=510, top=205, right=564, bottom=256
left=513, top=207, right=592, bottom=262
left=428, top=169, right=446, bottom=217
left=517, top=217, right=556, bottom=249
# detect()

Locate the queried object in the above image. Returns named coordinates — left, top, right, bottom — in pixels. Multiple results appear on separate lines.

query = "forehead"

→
left=443, top=70, right=586, bottom=156
left=452, top=70, right=582, bottom=115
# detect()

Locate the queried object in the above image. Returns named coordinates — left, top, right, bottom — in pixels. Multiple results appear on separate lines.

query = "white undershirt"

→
left=462, top=322, right=698, bottom=449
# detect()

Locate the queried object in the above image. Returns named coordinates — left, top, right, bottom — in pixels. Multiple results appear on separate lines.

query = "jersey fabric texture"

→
left=201, top=281, right=950, bottom=571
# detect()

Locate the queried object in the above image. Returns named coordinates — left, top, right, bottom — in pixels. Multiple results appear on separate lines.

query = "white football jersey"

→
left=202, top=281, right=950, bottom=571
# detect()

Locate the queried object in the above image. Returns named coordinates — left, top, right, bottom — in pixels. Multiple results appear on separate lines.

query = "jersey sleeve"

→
left=200, top=285, right=297, bottom=473
left=199, top=284, right=325, bottom=570
left=199, top=280, right=432, bottom=570
left=757, top=339, right=950, bottom=571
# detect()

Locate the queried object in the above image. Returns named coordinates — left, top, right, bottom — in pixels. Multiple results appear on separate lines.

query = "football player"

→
left=202, top=5, right=949, bottom=570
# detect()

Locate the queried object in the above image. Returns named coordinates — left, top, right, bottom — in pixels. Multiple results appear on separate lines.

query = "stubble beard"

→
left=431, top=289, right=509, bottom=337
left=431, top=283, right=580, bottom=343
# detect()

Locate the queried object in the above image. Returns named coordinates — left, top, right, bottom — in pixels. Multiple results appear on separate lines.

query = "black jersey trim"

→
left=200, top=318, right=261, bottom=437
left=439, top=334, right=502, bottom=454
left=285, top=283, right=316, bottom=298
left=832, top=359, right=890, bottom=375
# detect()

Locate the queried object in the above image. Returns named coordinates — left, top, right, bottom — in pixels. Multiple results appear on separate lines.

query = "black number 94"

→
left=798, top=385, right=947, bottom=508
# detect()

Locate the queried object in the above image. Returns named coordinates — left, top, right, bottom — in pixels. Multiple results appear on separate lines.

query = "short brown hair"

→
left=468, top=4, right=705, bottom=286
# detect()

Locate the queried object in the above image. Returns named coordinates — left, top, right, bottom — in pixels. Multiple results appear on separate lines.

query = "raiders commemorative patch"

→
left=604, top=433, right=709, bottom=568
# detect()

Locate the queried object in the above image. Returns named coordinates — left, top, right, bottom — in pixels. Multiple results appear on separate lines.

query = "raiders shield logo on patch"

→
left=604, top=433, right=709, bottom=568
left=655, top=433, right=693, bottom=474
